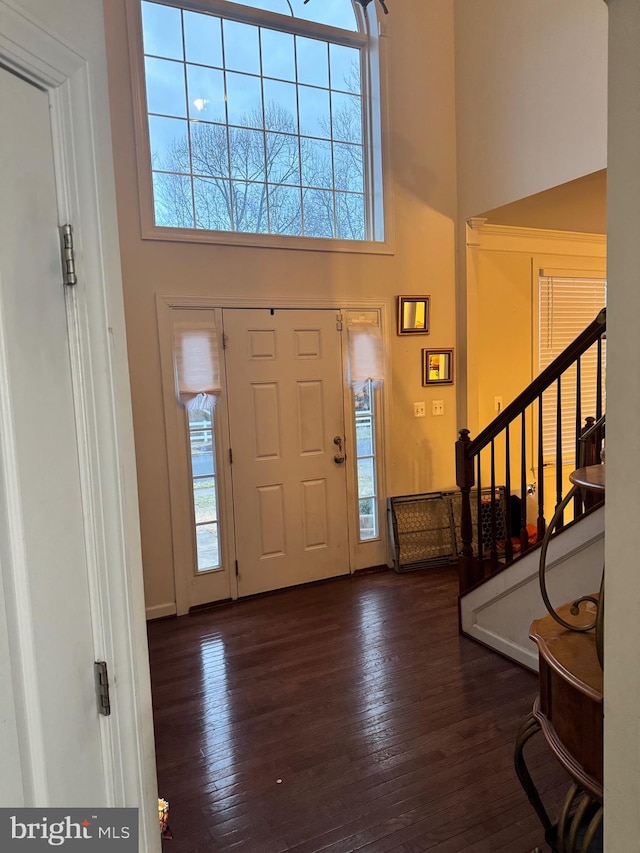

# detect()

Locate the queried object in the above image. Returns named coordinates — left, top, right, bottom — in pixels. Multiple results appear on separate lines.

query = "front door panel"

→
left=223, top=309, right=349, bottom=596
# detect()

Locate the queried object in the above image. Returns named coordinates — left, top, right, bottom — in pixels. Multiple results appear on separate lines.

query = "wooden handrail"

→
left=456, top=307, right=606, bottom=596
left=468, top=308, right=606, bottom=456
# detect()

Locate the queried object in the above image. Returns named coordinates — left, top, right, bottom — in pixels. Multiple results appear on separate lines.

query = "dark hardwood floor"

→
left=147, top=567, right=569, bottom=852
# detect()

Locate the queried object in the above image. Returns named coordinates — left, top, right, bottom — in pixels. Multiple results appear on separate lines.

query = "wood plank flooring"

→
left=147, top=567, right=569, bottom=852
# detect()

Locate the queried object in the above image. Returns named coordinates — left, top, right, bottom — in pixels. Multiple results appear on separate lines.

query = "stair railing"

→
left=456, top=308, right=606, bottom=595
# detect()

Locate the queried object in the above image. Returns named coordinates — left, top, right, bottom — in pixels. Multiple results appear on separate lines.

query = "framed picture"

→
left=422, top=349, right=453, bottom=385
left=397, top=295, right=430, bottom=335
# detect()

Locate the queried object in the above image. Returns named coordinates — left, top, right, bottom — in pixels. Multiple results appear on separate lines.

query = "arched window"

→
left=134, top=0, right=385, bottom=245
left=221, top=0, right=359, bottom=30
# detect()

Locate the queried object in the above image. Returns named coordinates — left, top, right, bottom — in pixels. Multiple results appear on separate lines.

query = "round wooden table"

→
left=569, top=465, right=605, bottom=493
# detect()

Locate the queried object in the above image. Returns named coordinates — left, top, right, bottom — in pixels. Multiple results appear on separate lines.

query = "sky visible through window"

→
left=222, top=0, right=357, bottom=29
left=142, top=0, right=369, bottom=239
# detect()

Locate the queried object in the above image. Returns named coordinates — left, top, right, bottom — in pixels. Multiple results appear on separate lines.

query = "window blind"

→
left=173, top=320, right=222, bottom=411
left=539, top=273, right=606, bottom=463
left=347, top=321, right=384, bottom=393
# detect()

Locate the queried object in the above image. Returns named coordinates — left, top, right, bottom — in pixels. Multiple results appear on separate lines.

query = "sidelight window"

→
left=188, top=407, right=221, bottom=571
left=354, top=380, right=378, bottom=540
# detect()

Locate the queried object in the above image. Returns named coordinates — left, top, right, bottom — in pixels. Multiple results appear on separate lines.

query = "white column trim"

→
left=0, top=2, right=159, bottom=849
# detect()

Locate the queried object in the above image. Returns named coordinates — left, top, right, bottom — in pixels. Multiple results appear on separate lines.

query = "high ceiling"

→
left=480, top=170, right=607, bottom=235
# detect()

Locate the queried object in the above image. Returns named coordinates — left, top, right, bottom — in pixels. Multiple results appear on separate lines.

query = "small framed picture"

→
left=422, top=349, right=453, bottom=385
left=397, top=295, right=430, bottom=335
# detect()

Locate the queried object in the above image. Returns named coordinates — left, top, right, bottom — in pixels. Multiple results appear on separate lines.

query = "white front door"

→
left=0, top=67, right=107, bottom=803
left=223, top=308, right=350, bottom=596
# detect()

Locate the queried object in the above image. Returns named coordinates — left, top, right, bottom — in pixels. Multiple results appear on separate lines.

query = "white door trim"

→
left=157, top=305, right=236, bottom=616
left=0, top=2, right=159, bottom=848
left=159, top=294, right=392, bottom=312
left=157, top=294, right=392, bottom=614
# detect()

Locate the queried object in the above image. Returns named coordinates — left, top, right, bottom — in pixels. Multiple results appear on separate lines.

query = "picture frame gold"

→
left=422, top=349, right=453, bottom=385
left=397, top=295, right=430, bottom=335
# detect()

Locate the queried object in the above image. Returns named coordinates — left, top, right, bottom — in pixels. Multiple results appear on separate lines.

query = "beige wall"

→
left=454, top=0, right=608, bottom=221
left=466, top=225, right=606, bottom=525
left=605, top=0, right=640, bottom=848
left=453, top=0, right=607, bottom=426
left=482, top=170, right=607, bottom=234
left=104, top=1, right=459, bottom=612
left=467, top=225, right=606, bottom=433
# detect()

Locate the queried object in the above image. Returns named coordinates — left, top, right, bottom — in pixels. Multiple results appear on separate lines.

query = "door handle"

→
left=333, top=435, right=346, bottom=464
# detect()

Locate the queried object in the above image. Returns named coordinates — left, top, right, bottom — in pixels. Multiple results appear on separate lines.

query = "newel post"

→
left=456, top=429, right=476, bottom=594
left=581, top=416, right=598, bottom=466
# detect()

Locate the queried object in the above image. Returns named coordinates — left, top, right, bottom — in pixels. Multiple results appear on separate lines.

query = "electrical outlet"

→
left=494, top=396, right=503, bottom=413
left=432, top=400, right=444, bottom=416
left=413, top=401, right=426, bottom=418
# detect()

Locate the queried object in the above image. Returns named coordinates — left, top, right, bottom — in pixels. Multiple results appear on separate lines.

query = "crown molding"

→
left=469, top=223, right=607, bottom=245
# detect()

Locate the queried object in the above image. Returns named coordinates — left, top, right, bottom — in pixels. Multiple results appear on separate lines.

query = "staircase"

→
left=459, top=506, right=603, bottom=668
left=455, top=309, right=606, bottom=660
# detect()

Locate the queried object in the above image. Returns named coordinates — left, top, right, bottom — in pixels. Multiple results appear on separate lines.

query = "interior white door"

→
left=224, top=308, right=350, bottom=596
left=0, top=67, right=107, bottom=803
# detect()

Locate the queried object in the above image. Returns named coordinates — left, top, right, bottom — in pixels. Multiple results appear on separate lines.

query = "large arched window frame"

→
left=127, top=0, right=389, bottom=251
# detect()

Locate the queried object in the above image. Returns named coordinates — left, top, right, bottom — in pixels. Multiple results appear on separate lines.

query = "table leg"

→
left=514, top=711, right=555, bottom=837
left=556, top=784, right=603, bottom=853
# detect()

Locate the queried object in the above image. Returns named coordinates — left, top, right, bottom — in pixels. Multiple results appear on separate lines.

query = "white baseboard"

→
left=464, top=624, right=539, bottom=671
left=145, top=602, right=177, bottom=621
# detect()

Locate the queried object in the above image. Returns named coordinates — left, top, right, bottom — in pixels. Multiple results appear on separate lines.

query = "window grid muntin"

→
left=177, top=0, right=363, bottom=38
left=142, top=0, right=367, bottom=240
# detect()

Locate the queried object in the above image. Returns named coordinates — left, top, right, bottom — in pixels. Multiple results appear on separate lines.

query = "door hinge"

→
left=235, top=560, right=239, bottom=578
left=94, top=661, right=111, bottom=717
left=222, top=332, right=228, bottom=350
left=336, top=312, right=343, bottom=331
left=229, top=448, right=233, bottom=464
left=60, top=224, right=77, bottom=286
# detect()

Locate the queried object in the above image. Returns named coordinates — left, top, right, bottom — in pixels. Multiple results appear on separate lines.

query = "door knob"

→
left=333, top=435, right=345, bottom=464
